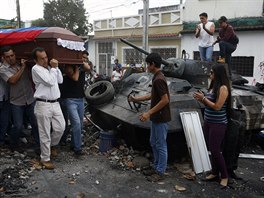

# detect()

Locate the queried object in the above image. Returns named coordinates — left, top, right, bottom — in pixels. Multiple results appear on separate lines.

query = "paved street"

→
left=0, top=141, right=263, bottom=198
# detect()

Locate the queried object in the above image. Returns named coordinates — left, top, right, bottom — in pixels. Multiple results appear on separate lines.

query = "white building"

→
left=181, top=0, right=264, bottom=85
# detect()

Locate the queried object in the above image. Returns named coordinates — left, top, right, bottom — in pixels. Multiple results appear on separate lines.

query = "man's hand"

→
left=21, top=59, right=27, bottom=68
left=128, top=95, right=137, bottom=102
left=83, top=62, right=91, bottom=71
left=50, top=59, right=59, bottom=68
left=139, top=111, right=150, bottom=122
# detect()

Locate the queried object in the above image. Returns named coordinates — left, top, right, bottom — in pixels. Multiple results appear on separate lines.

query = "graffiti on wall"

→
left=252, top=61, right=264, bottom=85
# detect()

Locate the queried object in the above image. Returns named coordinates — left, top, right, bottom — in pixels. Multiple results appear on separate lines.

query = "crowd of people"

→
left=0, top=47, right=93, bottom=170
left=196, top=14, right=238, bottom=76
left=0, top=14, right=243, bottom=185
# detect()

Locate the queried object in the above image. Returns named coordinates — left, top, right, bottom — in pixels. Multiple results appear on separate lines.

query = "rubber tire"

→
left=85, top=80, right=115, bottom=105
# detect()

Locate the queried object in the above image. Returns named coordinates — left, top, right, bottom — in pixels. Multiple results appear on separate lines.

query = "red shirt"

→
left=219, top=24, right=237, bottom=45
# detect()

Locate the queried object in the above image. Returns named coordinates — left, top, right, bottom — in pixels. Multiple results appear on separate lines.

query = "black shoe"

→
left=229, top=171, right=243, bottom=180
left=10, top=145, right=23, bottom=153
left=147, top=171, right=165, bottom=182
left=142, top=168, right=156, bottom=176
left=220, top=184, right=228, bottom=190
left=74, top=150, right=85, bottom=156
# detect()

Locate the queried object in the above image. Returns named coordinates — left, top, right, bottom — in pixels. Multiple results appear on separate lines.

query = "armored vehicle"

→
left=85, top=39, right=264, bottom=152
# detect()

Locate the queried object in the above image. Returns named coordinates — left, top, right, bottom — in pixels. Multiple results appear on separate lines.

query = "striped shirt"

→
left=204, top=92, right=228, bottom=124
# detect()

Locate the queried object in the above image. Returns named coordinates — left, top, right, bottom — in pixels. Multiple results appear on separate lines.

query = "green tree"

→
left=43, top=0, right=92, bottom=35
left=31, top=18, right=48, bottom=27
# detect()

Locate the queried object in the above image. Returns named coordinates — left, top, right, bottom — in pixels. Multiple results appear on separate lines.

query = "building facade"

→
left=181, top=0, right=264, bottom=85
left=91, top=5, right=183, bottom=76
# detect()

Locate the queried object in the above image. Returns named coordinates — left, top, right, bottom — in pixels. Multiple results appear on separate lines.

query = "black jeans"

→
left=219, top=41, right=236, bottom=75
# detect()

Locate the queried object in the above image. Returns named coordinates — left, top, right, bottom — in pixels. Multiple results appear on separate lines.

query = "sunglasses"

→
left=210, top=71, right=214, bottom=75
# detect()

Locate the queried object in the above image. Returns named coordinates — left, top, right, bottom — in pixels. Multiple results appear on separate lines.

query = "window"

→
left=98, top=42, right=113, bottom=53
left=193, top=51, right=254, bottom=77
left=123, top=48, right=143, bottom=66
left=231, top=56, right=254, bottom=77
left=98, top=42, right=113, bottom=76
left=151, top=47, right=177, bottom=60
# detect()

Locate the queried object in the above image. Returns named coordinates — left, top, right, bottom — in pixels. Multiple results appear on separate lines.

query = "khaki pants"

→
left=34, top=101, right=65, bottom=162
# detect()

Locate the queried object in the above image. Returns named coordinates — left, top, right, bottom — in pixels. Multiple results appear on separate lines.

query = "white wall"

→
left=183, top=0, right=263, bottom=21
left=181, top=30, right=264, bottom=84
left=87, top=39, right=97, bottom=72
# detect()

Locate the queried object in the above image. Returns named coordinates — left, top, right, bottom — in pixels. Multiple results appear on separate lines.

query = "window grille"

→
left=98, top=42, right=113, bottom=53
left=193, top=51, right=254, bottom=77
left=151, top=48, right=177, bottom=60
left=123, top=48, right=143, bottom=65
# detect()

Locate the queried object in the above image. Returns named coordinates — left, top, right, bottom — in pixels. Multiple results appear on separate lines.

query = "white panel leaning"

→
left=180, top=111, right=211, bottom=174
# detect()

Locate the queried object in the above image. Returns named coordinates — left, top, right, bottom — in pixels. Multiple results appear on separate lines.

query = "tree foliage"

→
left=42, top=0, right=92, bottom=35
left=31, top=18, right=48, bottom=27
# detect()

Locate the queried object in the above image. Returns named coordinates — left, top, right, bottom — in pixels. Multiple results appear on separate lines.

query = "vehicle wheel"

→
left=85, top=80, right=115, bottom=105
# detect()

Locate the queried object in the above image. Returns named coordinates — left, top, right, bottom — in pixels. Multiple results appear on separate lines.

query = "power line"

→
left=89, top=0, right=141, bottom=14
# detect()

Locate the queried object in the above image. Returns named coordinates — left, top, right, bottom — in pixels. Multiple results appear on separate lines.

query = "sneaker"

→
left=217, top=57, right=225, bottom=63
left=41, top=161, right=55, bottom=170
left=51, top=147, right=58, bottom=157
left=147, top=171, right=165, bottom=182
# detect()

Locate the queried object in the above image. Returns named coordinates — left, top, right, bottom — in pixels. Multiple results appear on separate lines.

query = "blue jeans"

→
left=11, top=102, right=39, bottom=148
left=66, top=98, right=84, bottom=151
left=199, top=46, right=213, bottom=62
left=219, top=41, right=236, bottom=75
left=150, top=122, right=168, bottom=174
left=0, top=100, right=10, bottom=144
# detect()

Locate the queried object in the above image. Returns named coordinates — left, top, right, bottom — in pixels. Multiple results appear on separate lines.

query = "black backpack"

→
left=232, top=34, right=239, bottom=45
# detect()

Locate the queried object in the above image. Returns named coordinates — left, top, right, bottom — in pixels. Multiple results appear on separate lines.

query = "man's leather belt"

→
left=36, top=98, right=58, bottom=103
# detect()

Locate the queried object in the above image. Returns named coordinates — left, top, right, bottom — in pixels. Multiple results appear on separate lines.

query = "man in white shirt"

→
left=31, top=47, right=65, bottom=169
left=195, top=12, right=215, bottom=62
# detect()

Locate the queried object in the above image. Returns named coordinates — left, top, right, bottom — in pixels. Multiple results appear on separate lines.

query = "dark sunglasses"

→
left=210, top=71, right=214, bottom=75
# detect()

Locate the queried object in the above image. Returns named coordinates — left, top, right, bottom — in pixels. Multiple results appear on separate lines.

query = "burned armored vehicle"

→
left=85, top=39, right=264, bottom=154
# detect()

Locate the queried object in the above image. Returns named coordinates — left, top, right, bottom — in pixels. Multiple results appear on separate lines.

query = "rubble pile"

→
left=81, top=121, right=152, bottom=171
left=0, top=150, right=35, bottom=195
left=86, top=140, right=151, bottom=171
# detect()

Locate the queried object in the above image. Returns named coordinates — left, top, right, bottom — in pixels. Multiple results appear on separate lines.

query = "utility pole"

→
left=16, top=0, right=21, bottom=28
left=142, top=0, right=149, bottom=66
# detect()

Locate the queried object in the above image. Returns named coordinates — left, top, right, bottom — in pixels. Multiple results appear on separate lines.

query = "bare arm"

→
left=195, top=24, right=201, bottom=38
left=140, top=93, right=169, bottom=122
left=202, top=23, right=215, bottom=36
left=7, top=59, right=26, bottom=84
left=193, top=86, right=228, bottom=110
left=129, top=94, right=151, bottom=102
left=147, top=93, right=169, bottom=116
left=68, top=66, right=79, bottom=81
left=204, top=86, right=228, bottom=110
